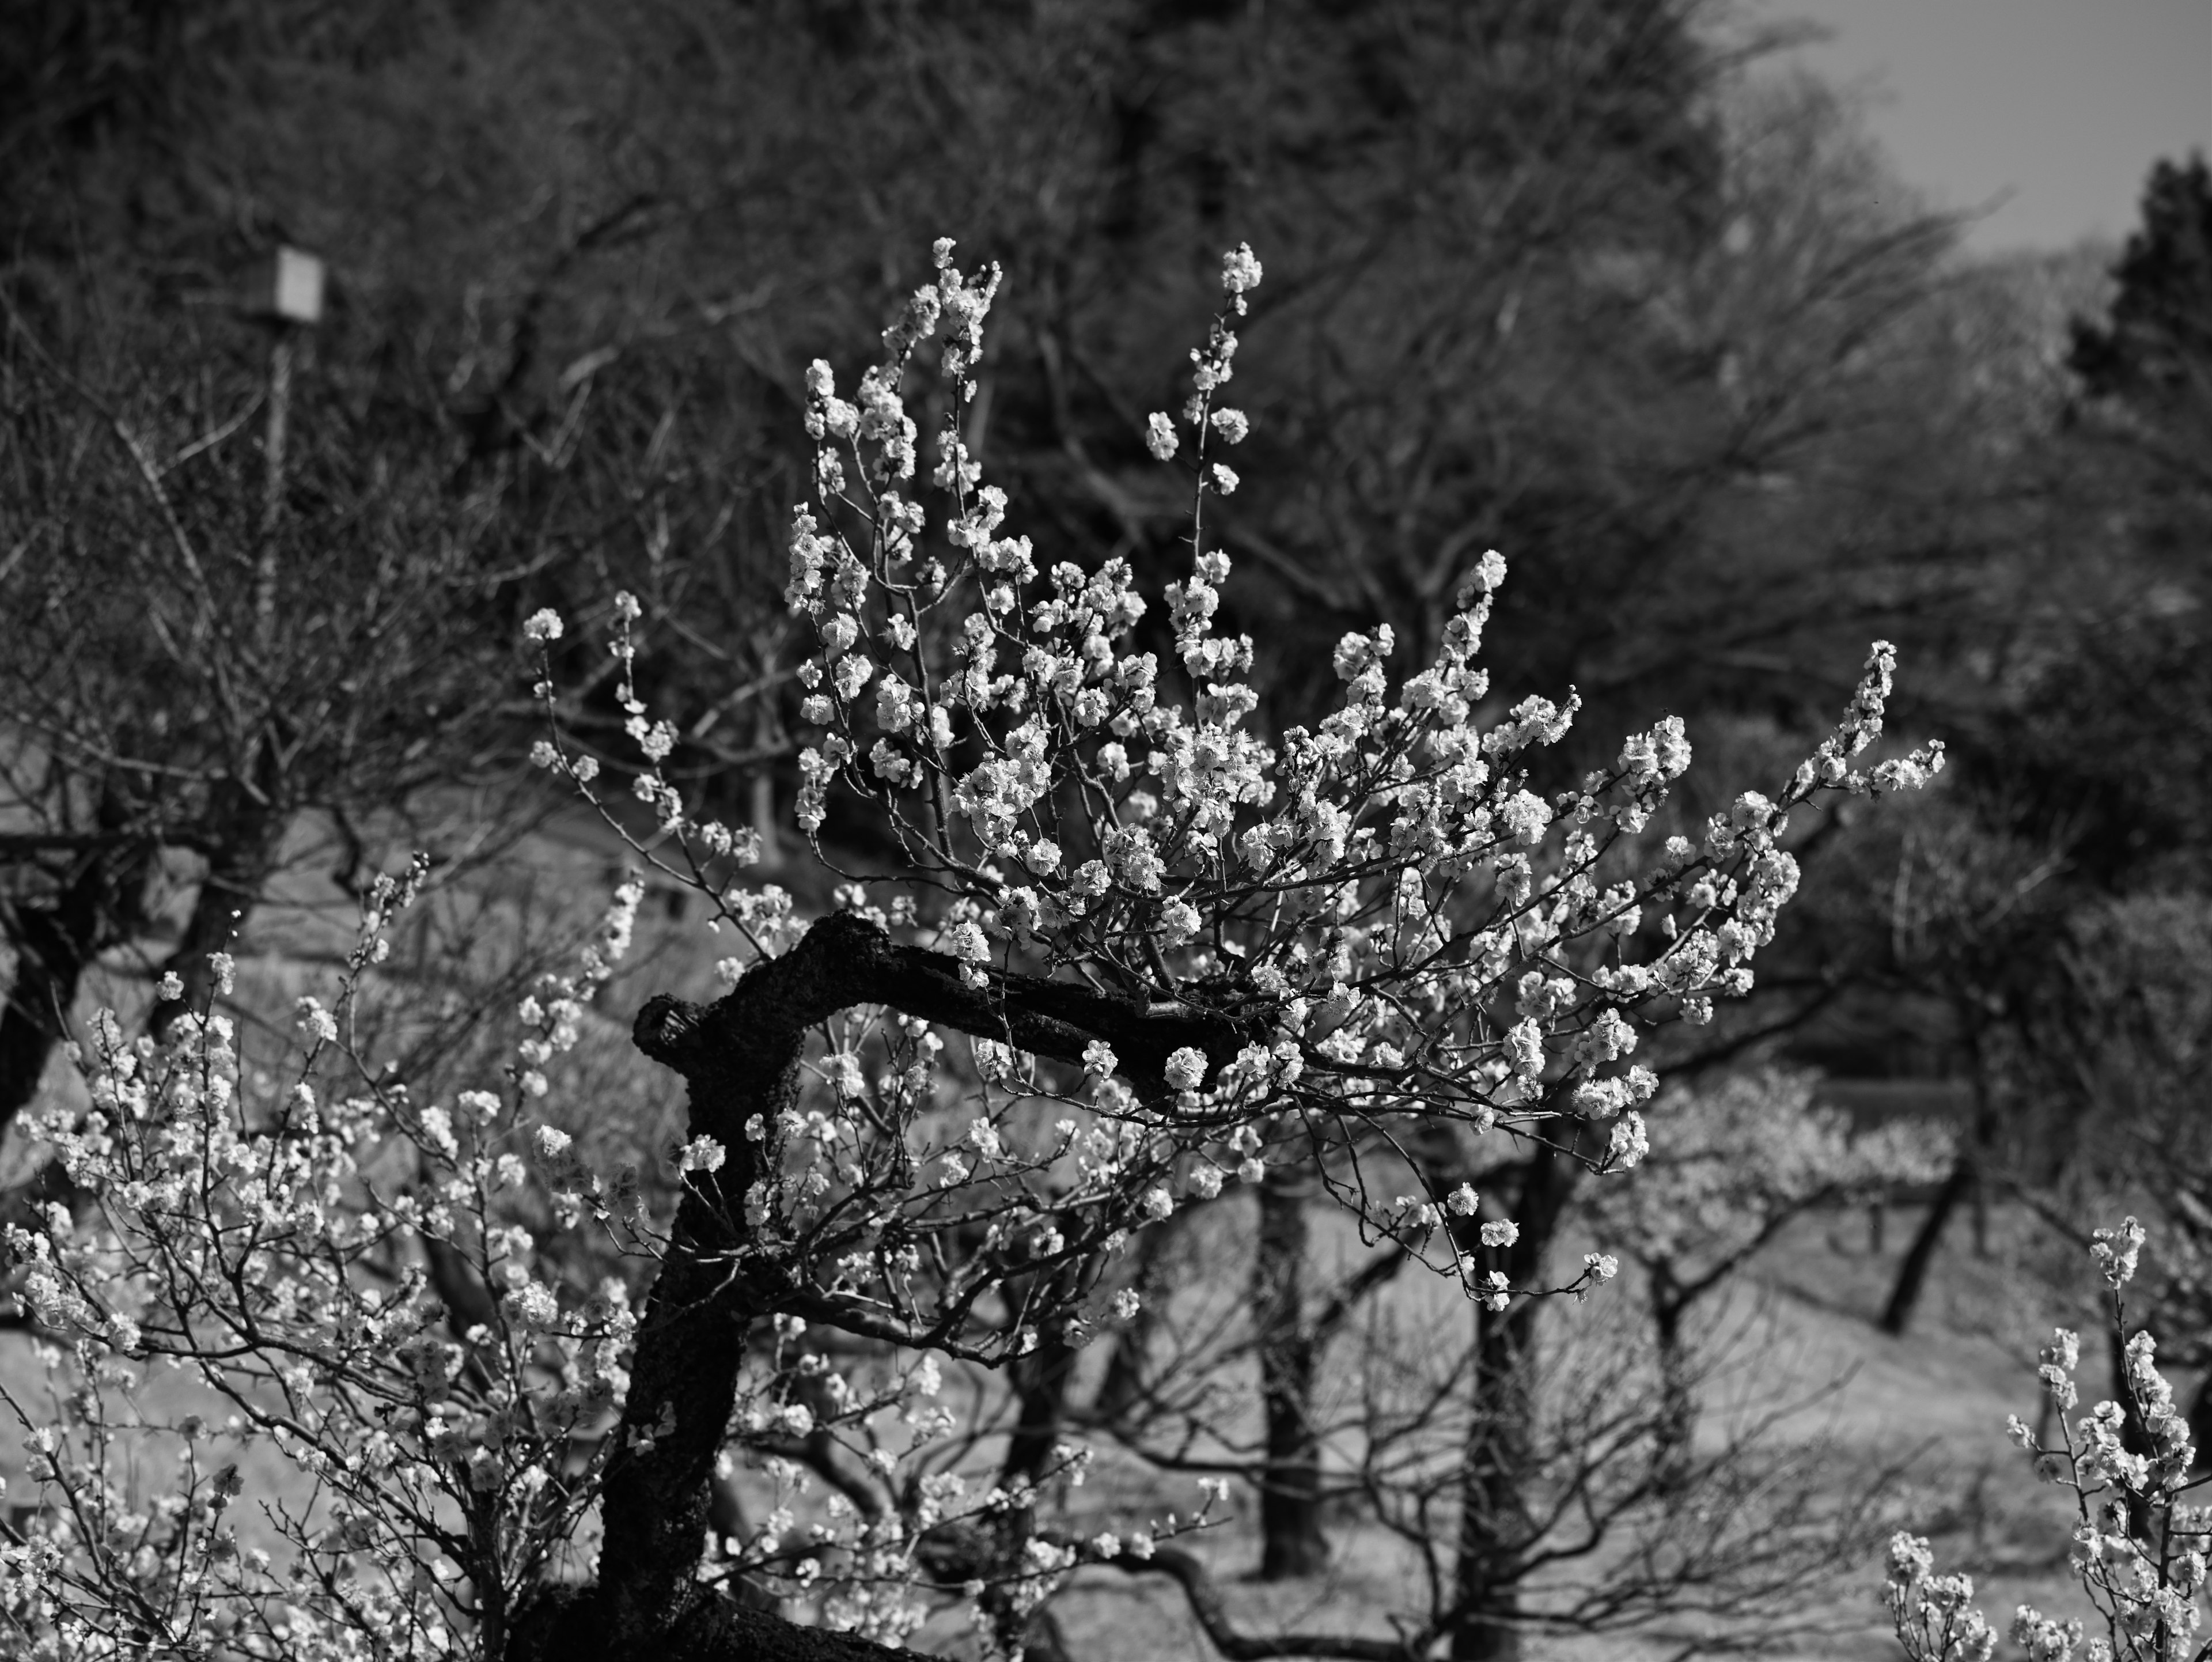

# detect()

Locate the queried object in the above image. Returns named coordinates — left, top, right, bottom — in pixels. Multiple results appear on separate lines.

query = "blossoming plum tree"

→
left=0, top=242, right=1940, bottom=1660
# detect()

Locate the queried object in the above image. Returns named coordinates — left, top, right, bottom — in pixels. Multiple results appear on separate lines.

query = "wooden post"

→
left=253, top=247, right=324, bottom=650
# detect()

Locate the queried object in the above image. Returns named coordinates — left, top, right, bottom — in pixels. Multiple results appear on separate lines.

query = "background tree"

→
left=1582, top=1066, right=1951, bottom=1481
left=1824, top=152, right=2212, bottom=1338
left=0, top=298, right=531, bottom=1136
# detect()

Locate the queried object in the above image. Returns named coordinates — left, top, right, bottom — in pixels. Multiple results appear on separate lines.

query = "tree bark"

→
left=1255, top=1162, right=1330, bottom=1580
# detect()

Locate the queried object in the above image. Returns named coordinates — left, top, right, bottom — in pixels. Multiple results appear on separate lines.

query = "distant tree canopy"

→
left=2070, top=153, right=2212, bottom=414
left=2, top=0, right=1975, bottom=750
left=1974, top=151, right=2212, bottom=891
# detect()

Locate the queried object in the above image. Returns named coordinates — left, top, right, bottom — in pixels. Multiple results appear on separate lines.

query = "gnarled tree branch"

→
left=550, top=910, right=1263, bottom=1657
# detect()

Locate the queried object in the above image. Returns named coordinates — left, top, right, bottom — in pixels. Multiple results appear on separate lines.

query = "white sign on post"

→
left=271, top=247, right=325, bottom=326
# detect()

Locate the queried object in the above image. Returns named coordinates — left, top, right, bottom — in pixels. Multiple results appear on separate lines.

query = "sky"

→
left=1751, top=0, right=2211, bottom=252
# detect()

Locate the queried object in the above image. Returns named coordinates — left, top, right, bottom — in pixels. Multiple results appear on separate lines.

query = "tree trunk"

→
left=509, top=925, right=856, bottom=1659
left=2112, top=1318, right=2160, bottom=1536
left=1879, top=1157, right=1969, bottom=1336
left=0, top=798, right=151, bottom=1138
left=584, top=993, right=825, bottom=1653
left=1451, top=1286, right=1534, bottom=1662
left=1255, top=1162, right=1328, bottom=1580
left=0, top=900, right=93, bottom=1139
left=1092, top=1218, right=1173, bottom=1422
left=149, top=782, right=284, bottom=1038
left=934, top=1260, right=1112, bottom=1659
left=1649, top=1263, right=1695, bottom=1496
left=1004, top=1324, right=1080, bottom=1489
left=988, top=1319, right=1082, bottom=1657
left=2188, top=1372, right=2212, bottom=1476
left=1884, top=1017, right=1998, bottom=1336
left=1448, top=1138, right=1573, bottom=1662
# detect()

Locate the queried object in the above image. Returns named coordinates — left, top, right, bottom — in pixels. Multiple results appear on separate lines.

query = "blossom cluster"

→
left=1890, top=1219, right=2207, bottom=1662
left=0, top=236, right=1956, bottom=1661
left=0, top=873, right=652, bottom=1659
left=0, top=870, right=1120, bottom=1656
left=754, top=236, right=1941, bottom=1298
left=507, top=237, right=1946, bottom=1643
left=513, top=238, right=1943, bottom=1340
